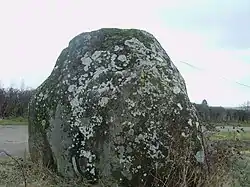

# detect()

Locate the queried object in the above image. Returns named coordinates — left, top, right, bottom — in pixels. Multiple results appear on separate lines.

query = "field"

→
left=212, top=121, right=250, bottom=127
left=207, top=130, right=250, bottom=187
left=0, top=117, right=28, bottom=125
left=211, top=131, right=250, bottom=141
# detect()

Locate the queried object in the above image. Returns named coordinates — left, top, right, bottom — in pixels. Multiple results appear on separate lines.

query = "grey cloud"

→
left=159, top=1, right=250, bottom=49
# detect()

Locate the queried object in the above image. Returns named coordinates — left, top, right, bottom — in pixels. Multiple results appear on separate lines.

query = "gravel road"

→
left=0, top=125, right=28, bottom=157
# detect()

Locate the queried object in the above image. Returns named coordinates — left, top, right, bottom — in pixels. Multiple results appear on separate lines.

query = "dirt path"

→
left=0, top=125, right=28, bottom=158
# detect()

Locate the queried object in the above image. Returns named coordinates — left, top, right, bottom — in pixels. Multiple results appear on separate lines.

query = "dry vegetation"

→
left=0, top=150, right=90, bottom=187
left=1, top=127, right=249, bottom=187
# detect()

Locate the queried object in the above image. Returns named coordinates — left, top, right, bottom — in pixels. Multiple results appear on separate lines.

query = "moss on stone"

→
left=28, top=28, right=204, bottom=186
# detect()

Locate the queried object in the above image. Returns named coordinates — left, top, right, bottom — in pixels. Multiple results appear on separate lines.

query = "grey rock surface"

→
left=28, top=28, right=204, bottom=186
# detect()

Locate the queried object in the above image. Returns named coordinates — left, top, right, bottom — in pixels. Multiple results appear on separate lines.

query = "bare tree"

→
left=0, top=80, right=34, bottom=118
left=239, top=101, right=250, bottom=122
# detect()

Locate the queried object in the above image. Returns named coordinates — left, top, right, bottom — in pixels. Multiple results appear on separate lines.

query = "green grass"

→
left=0, top=117, right=28, bottom=125
left=210, top=131, right=250, bottom=141
left=209, top=130, right=250, bottom=186
left=213, top=122, right=250, bottom=127
left=230, top=153, right=250, bottom=187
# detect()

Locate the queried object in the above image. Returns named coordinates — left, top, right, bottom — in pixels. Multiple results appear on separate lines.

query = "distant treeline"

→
left=0, top=85, right=249, bottom=123
left=0, top=86, right=35, bottom=118
left=194, top=99, right=250, bottom=123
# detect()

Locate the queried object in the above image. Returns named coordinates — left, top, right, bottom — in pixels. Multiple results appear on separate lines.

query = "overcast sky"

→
left=0, top=0, right=250, bottom=107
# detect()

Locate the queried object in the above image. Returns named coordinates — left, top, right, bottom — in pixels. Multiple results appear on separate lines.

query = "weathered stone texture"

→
left=28, top=28, right=204, bottom=186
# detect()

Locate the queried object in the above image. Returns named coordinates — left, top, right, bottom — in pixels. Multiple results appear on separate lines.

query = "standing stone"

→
left=28, top=28, right=204, bottom=186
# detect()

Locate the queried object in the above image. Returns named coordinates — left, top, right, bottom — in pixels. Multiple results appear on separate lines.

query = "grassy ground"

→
left=0, top=151, right=90, bottom=187
left=1, top=153, right=248, bottom=187
left=211, top=131, right=250, bottom=141
left=0, top=117, right=28, bottom=125
left=213, top=122, right=250, bottom=127
left=0, top=154, right=239, bottom=187
left=209, top=131, right=250, bottom=186
left=230, top=153, right=250, bottom=187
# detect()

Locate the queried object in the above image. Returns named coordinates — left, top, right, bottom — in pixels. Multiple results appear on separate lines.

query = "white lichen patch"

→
left=196, top=121, right=200, bottom=128
left=38, top=93, right=43, bottom=98
left=98, top=97, right=109, bottom=107
left=91, top=51, right=102, bottom=60
left=81, top=55, right=93, bottom=71
left=79, top=125, right=94, bottom=140
left=125, top=98, right=136, bottom=109
left=117, top=55, right=127, bottom=62
left=124, top=38, right=148, bottom=55
left=174, top=109, right=180, bottom=114
left=41, top=120, right=46, bottom=127
left=173, top=86, right=181, bottom=94
left=114, top=45, right=123, bottom=52
left=154, top=56, right=164, bottom=62
left=111, top=54, right=117, bottom=62
left=114, top=45, right=119, bottom=51
left=68, top=85, right=77, bottom=93
left=80, top=149, right=96, bottom=174
left=177, top=103, right=183, bottom=110
left=188, top=119, right=193, bottom=126
left=37, top=91, right=49, bottom=102
left=181, top=132, right=189, bottom=137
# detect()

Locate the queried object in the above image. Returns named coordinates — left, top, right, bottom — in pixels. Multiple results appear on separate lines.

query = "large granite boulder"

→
left=28, top=28, right=204, bottom=186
